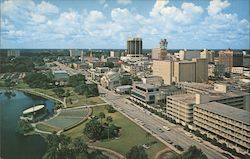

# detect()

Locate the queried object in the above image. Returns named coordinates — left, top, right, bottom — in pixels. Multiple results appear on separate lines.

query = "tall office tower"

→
left=219, top=49, right=243, bottom=72
left=127, top=37, right=142, bottom=57
left=152, top=39, right=168, bottom=60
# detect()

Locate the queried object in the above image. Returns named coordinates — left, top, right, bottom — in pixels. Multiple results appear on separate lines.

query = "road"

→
left=98, top=86, right=226, bottom=159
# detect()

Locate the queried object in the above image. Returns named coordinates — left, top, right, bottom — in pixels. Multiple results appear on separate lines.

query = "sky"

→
left=0, top=0, right=249, bottom=49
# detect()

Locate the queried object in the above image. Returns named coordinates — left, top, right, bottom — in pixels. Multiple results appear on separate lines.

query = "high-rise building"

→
left=69, top=49, right=83, bottom=57
left=200, top=49, right=215, bottom=63
left=7, top=50, right=20, bottom=57
left=192, top=58, right=208, bottom=82
left=127, top=37, right=142, bottom=56
left=151, top=39, right=168, bottom=60
left=152, top=59, right=208, bottom=85
left=219, top=49, right=243, bottom=72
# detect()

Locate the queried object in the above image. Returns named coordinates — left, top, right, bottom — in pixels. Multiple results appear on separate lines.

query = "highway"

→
left=98, top=86, right=226, bottom=159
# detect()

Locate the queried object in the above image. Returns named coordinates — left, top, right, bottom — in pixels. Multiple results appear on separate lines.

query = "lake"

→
left=0, top=90, right=55, bottom=159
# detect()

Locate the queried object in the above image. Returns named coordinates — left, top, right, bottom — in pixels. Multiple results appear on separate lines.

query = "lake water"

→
left=0, top=90, right=55, bottom=159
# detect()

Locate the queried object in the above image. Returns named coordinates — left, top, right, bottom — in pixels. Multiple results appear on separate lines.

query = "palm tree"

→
left=106, top=116, right=113, bottom=140
left=99, top=112, right=105, bottom=125
left=73, top=137, right=88, bottom=154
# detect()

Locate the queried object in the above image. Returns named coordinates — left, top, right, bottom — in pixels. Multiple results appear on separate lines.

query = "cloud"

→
left=0, top=0, right=249, bottom=49
left=117, top=0, right=132, bottom=5
left=150, top=0, right=203, bottom=25
left=37, top=1, right=59, bottom=14
left=207, top=0, right=230, bottom=16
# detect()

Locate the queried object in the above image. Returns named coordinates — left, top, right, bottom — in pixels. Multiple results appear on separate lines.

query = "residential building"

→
left=194, top=102, right=250, bottom=155
left=110, top=51, right=120, bottom=57
left=219, top=49, right=243, bottom=72
left=100, top=71, right=121, bottom=90
left=130, top=83, right=160, bottom=104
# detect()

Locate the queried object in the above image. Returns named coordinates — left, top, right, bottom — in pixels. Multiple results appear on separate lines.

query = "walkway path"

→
left=154, top=147, right=173, bottom=159
left=88, top=145, right=126, bottom=159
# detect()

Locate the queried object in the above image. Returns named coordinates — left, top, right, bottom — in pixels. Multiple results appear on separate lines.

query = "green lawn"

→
left=36, top=123, right=61, bottom=132
left=63, top=106, right=167, bottom=159
left=159, top=151, right=178, bottom=159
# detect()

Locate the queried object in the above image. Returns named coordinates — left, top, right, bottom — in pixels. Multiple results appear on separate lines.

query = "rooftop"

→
left=197, top=102, right=250, bottom=125
left=135, top=83, right=159, bottom=89
left=167, top=93, right=195, bottom=104
left=53, top=70, right=68, bottom=74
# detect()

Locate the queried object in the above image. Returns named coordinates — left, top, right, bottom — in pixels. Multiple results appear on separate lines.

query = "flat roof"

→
left=23, top=105, right=45, bottom=114
left=135, top=83, right=159, bottom=89
left=197, top=102, right=250, bottom=125
left=53, top=70, right=68, bottom=74
left=167, top=93, right=195, bottom=104
left=177, top=82, right=249, bottom=98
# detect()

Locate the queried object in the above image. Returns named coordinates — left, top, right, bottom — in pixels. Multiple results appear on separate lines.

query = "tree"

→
left=53, top=87, right=65, bottom=98
left=68, top=74, right=85, bottom=87
left=126, top=145, right=148, bottom=159
left=99, top=112, right=106, bottom=125
left=120, top=76, right=132, bottom=85
left=106, top=116, right=113, bottom=123
left=83, top=119, right=103, bottom=140
left=65, top=89, right=70, bottom=97
left=104, top=61, right=114, bottom=68
left=44, top=134, right=72, bottom=159
left=73, top=137, right=88, bottom=154
left=106, top=105, right=116, bottom=113
left=106, top=116, right=113, bottom=140
left=170, top=145, right=208, bottom=159
left=16, top=120, right=33, bottom=134
left=23, top=72, right=53, bottom=88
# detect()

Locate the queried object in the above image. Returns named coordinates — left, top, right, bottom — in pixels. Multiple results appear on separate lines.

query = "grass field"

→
left=63, top=106, right=167, bottom=159
left=36, top=123, right=61, bottom=132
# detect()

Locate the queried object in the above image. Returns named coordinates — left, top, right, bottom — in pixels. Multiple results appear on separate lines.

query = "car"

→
left=174, top=145, right=184, bottom=151
left=163, top=126, right=171, bottom=131
left=194, top=137, right=203, bottom=143
left=158, top=128, right=164, bottom=133
left=184, top=132, right=193, bottom=137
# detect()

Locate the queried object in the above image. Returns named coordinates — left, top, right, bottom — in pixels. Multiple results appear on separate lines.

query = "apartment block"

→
left=194, top=102, right=250, bottom=155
